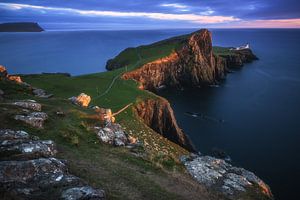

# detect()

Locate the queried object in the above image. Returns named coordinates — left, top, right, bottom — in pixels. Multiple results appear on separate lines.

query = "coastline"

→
left=0, top=29, right=273, bottom=200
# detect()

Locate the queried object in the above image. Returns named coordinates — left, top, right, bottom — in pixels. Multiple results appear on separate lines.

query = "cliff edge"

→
left=121, top=29, right=257, bottom=91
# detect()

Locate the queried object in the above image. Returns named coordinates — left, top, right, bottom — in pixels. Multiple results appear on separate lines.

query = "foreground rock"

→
left=12, top=100, right=42, bottom=111
left=0, top=129, right=106, bottom=200
left=181, top=155, right=273, bottom=200
left=15, top=112, right=48, bottom=129
left=33, top=88, right=53, bottom=98
left=69, top=93, right=91, bottom=107
left=0, top=65, right=23, bottom=84
left=94, top=123, right=129, bottom=146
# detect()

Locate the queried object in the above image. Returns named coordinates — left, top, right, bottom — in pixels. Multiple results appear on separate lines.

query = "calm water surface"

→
left=1, top=29, right=299, bottom=200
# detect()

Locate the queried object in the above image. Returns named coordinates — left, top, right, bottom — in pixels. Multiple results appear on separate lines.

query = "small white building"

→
left=230, top=43, right=250, bottom=51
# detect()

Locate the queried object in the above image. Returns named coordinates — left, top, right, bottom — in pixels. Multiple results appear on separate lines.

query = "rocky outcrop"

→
left=134, top=97, right=194, bottom=152
left=94, top=123, right=137, bottom=147
left=181, top=155, right=273, bottom=200
left=0, top=129, right=105, bottom=200
left=0, top=22, right=44, bottom=32
left=94, top=123, right=128, bottom=146
left=69, top=93, right=91, bottom=107
left=122, top=29, right=257, bottom=91
left=0, top=65, right=23, bottom=84
left=221, top=49, right=258, bottom=68
left=15, top=112, right=48, bottom=129
left=12, top=100, right=42, bottom=111
left=33, top=88, right=53, bottom=98
left=122, top=29, right=227, bottom=91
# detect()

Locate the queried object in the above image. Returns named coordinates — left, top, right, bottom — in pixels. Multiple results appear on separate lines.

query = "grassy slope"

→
left=0, top=66, right=207, bottom=200
left=106, top=33, right=233, bottom=71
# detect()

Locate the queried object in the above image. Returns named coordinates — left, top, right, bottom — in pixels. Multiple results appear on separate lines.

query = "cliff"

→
left=117, top=29, right=257, bottom=91
left=134, top=97, right=195, bottom=152
left=0, top=22, right=44, bottom=32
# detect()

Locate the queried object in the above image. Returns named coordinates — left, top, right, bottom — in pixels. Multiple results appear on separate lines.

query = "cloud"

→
left=0, top=3, right=239, bottom=24
left=228, top=18, right=300, bottom=28
left=160, top=3, right=188, bottom=9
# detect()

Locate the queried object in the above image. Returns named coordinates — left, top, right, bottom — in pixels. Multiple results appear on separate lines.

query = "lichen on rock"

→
left=181, top=155, right=273, bottom=199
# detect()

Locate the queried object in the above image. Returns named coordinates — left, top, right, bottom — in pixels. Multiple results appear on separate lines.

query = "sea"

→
left=1, top=28, right=300, bottom=200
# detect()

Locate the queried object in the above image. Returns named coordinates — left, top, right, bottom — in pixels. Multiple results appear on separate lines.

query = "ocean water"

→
left=1, top=29, right=299, bottom=199
left=0, top=29, right=192, bottom=75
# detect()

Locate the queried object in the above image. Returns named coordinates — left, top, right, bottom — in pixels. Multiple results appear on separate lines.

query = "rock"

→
left=7, top=75, right=22, bottom=83
left=33, top=88, right=53, bottom=98
left=15, top=112, right=48, bottom=129
left=118, top=29, right=257, bottom=91
left=0, top=129, right=29, bottom=140
left=94, top=123, right=128, bottom=146
left=61, top=186, right=105, bottom=200
left=13, top=100, right=42, bottom=111
left=122, top=29, right=227, bottom=90
left=134, top=97, right=195, bottom=152
left=0, top=65, right=8, bottom=78
left=0, top=139, right=56, bottom=161
left=0, top=129, right=106, bottom=199
left=128, top=136, right=137, bottom=144
left=56, top=111, right=65, bottom=116
left=69, top=93, right=91, bottom=107
left=0, top=158, right=82, bottom=199
left=181, top=155, right=273, bottom=199
left=92, top=106, right=100, bottom=110
left=96, top=108, right=115, bottom=125
left=221, top=49, right=258, bottom=68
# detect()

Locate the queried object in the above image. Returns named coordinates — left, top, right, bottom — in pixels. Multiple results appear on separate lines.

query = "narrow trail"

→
left=95, top=49, right=142, bottom=99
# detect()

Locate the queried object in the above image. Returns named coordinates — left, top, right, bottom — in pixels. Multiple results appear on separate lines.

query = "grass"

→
left=106, top=33, right=189, bottom=70
left=0, top=65, right=192, bottom=199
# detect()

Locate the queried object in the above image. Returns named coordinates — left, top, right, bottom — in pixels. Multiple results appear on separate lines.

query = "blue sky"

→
left=0, top=0, right=299, bottom=29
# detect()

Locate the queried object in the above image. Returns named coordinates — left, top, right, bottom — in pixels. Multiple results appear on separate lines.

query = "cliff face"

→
left=122, top=29, right=257, bottom=91
left=122, top=29, right=227, bottom=91
left=221, top=49, right=258, bottom=68
left=134, top=97, right=195, bottom=152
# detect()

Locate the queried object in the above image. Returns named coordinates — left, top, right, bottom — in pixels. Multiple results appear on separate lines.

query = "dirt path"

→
left=95, top=50, right=142, bottom=99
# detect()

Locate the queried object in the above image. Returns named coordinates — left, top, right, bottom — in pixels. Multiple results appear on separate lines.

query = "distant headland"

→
left=0, top=22, right=44, bottom=32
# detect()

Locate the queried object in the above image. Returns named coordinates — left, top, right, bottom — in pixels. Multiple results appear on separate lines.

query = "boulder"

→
left=0, top=65, right=8, bottom=78
left=0, top=129, right=29, bottom=140
left=7, top=75, right=22, bottom=84
left=182, top=155, right=273, bottom=199
left=13, top=100, right=42, bottom=111
left=0, top=158, right=83, bottom=199
left=0, top=139, right=56, bottom=161
left=94, top=123, right=128, bottom=146
left=15, top=112, right=48, bottom=129
left=33, top=88, right=53, bottom=98
left=61, top=186, right=105, bottom=200
left=69, top=93, right=91, bottom=107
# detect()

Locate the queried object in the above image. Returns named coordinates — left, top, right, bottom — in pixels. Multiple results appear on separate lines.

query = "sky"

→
left=0, top=0, right=300, bottom=30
